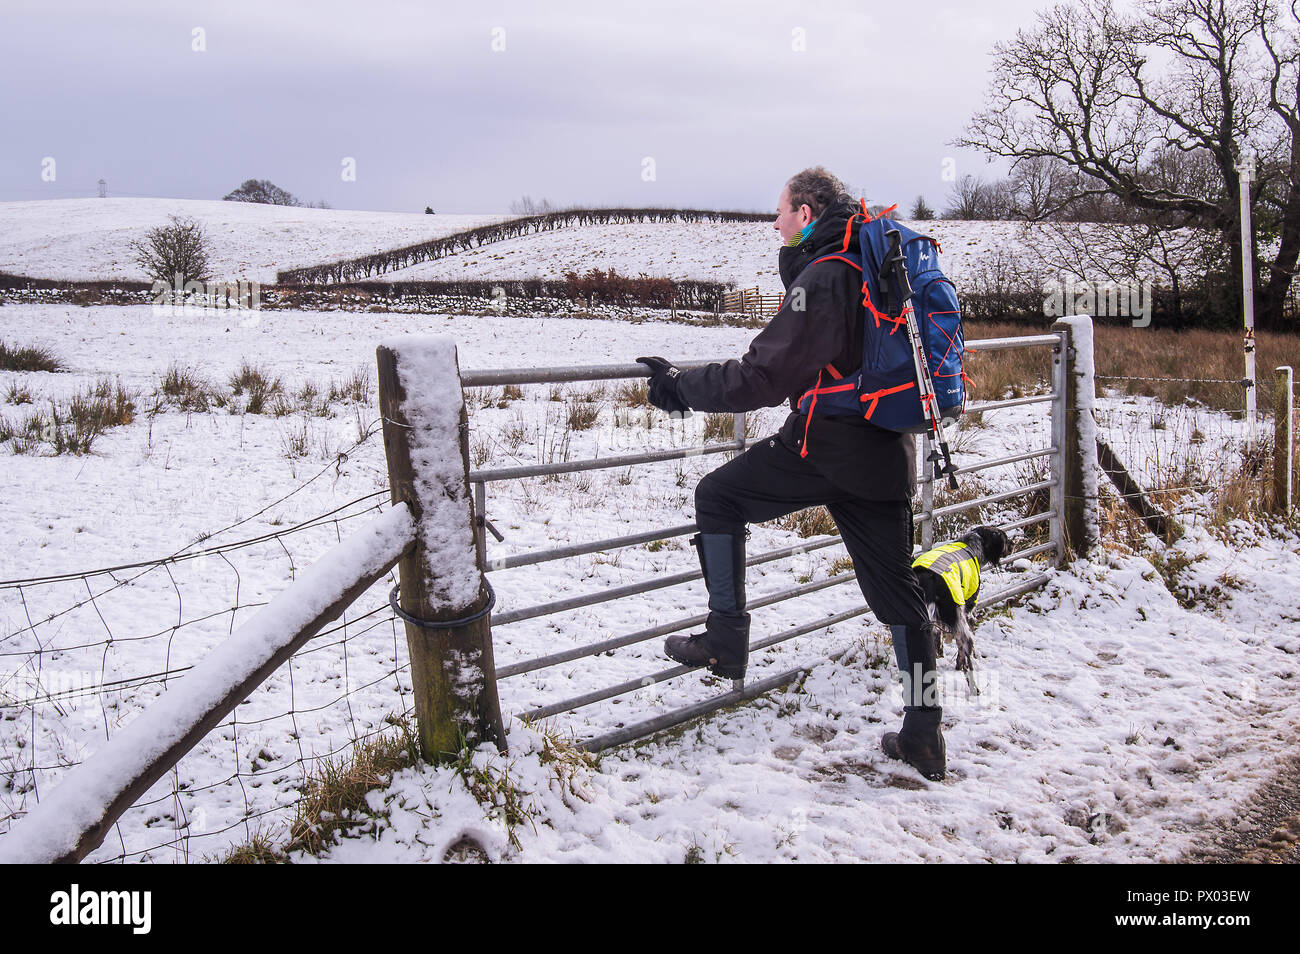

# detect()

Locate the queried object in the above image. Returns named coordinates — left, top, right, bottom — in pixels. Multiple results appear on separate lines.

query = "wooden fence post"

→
left=377, top=338, right=506, bottom=761
left=1051, top=317, right=1100, bottom=560
left=1275, top=366, right=1294, bottom=514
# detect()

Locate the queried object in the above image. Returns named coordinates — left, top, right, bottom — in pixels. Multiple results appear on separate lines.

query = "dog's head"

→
left=964, top=526, right=1010, bottom=567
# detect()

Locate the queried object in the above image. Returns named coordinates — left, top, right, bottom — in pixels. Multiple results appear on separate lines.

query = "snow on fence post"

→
left=1275, top=366, right=1294, bottom=514
left=377, top=337, right=506, bottom=762
left=1051, top=316, right=1101, bottom=559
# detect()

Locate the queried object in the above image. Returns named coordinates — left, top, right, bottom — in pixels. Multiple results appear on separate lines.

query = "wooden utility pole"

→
left=1276, top=366, right=1294, bottom=514
left=1051, top=318, right=1100, bottom=559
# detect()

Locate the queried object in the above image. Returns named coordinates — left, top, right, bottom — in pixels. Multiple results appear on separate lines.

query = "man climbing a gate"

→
left=637, top=165, right=951, bottom=781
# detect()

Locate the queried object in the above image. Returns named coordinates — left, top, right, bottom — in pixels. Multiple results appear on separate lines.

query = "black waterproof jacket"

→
left=675, top=194, right=917, bottom=501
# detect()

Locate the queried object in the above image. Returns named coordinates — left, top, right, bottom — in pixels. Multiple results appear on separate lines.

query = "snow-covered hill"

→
left=368, top=218, right=1036, bottom=294
left=1, top=197, right=1101, bottom=294
left=0, top=198, right=506, bottom=284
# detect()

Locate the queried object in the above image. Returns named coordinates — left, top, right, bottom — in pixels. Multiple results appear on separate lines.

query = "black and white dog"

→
left=912, top=525, right=1009, bottom=674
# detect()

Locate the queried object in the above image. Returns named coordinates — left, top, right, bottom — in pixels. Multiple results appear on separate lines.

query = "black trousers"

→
left=695, top=434, right=930, bottom=630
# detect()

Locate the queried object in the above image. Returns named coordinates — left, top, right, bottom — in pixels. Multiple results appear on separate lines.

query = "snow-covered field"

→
left=1, top=197, right=1072, bottom=294
left=0, top=198, right=1296, bottom=863
left=1, top=298, right=1296, bottom=864
left=0, top=199, right=505, bottom=284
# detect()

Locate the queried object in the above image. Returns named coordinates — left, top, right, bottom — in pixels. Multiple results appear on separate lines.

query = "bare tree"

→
left=129, top=216, right=212, bottom=287
left=1029, top=219, right=1225, bottom=323
left=223, top=179, right=302, bottom=206
left=1007, top=157, right=1076, bottom=220
left=942, top=175, right=1016, bottom=219
left=957, top=0, right=1300, bottom=329
left=509, top=195, right=555, bottom=215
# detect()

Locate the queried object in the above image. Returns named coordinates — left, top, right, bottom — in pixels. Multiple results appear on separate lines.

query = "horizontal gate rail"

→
left=966, top=394, right=1055, bottom=413
left=462, top=360, right=718, bottom=388
left=522, top=602, right=874, bottom=722
left=491, top=534, right=844, bottom=626
left=496, top=566, right=856, bottom=678
left=954, top=447, right=1056, bottom=476
left=929, top=479, right=1057, bottom=518
left=580, top=663, right=828, bottom=753
left=469, top=438, right=744, bottom=484
left=489, top=522, right=699, bottom=571
left=997, top=511, right=1054, bottom=532
left=965, top=334, right=1060, bottom=351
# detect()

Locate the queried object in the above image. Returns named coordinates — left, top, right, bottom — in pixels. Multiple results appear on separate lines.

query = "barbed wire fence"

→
left=0, top=424, right=420, bottom=863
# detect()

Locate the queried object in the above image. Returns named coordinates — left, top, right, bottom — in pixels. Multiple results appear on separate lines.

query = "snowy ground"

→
left=1, top=295, right=1296, bottom=864
left=0, top=199, right=505, bottom=284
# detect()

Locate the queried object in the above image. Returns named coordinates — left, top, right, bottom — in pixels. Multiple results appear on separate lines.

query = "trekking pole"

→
left=880, top=229, right=959, bottom=490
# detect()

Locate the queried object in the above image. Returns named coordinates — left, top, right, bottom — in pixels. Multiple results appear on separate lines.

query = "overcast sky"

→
left=0, top=0, right=1054, bottom=214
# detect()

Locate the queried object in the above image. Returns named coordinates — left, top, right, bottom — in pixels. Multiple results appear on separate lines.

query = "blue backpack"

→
left=796, top=204, right=968, bottom=440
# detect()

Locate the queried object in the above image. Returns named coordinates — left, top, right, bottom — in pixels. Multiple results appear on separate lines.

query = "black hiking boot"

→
left=883, top=621, right=946, bottom=780
left=881, top=706, right=947, bottom=781
left=665, top=532, right=750, bottom=679
left=665, top=611, right=750, bottom=679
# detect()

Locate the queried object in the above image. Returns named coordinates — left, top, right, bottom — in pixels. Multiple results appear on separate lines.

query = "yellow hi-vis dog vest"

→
left=912, top=541, right=981, bottom=608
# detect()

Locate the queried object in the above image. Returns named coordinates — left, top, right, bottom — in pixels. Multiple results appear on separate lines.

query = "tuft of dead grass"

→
left=565, top=398, right=601, bottom=431
left=770, top=506, right=838, bottom=538
left=0, top=341, right=64, bottom=374
left=160, top=364, right=223, bottom=412
left=615, top=380, right=650, bottom=408
left=2, top=378, right=135, bottom=456
left=228, top=361, right=283, bottom=414
left=281, top=716, right=421, bottom=858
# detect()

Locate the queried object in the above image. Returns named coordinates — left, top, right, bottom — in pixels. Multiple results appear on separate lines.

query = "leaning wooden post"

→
left=1051, top=316, right=1101, bottom=560
left=1275, top=366, right=1294, bottom=514
left=377, top=337, right=506, bottom=760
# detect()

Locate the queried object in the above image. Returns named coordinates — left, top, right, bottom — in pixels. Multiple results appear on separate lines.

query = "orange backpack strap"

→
left=859, top=381, right=916, bottom=421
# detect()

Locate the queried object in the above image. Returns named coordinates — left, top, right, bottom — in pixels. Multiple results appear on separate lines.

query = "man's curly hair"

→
left=785, top=167, right=846, bottom=219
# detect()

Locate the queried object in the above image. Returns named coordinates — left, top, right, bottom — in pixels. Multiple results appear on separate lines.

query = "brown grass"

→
left=281, top=717, right=421, bottom=857
left=220, top=829, right=288, bottom=864
left=2, top=378, right=136, bottom=456
left=701, top=413, right=734, bottom=443
left=770, top=506, right=837, bottom=538
left=565, top=399, right=601, bottom=431
left=963, top=321, right=1054, bottom=403
left=964, top=320, right=1300, bottom=415
left=1091, top=325, right=1300, bottom=413
left=228, top=361, right=283, bottom=414
left=615, top=380, right=650, bottom=407
left=161, top=364, right=222, bottom=412
left=0, top=341, right=64, bottom=373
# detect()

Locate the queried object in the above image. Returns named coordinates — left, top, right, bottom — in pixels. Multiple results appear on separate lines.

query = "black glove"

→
left=636, top=356, right=692, bottom=416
